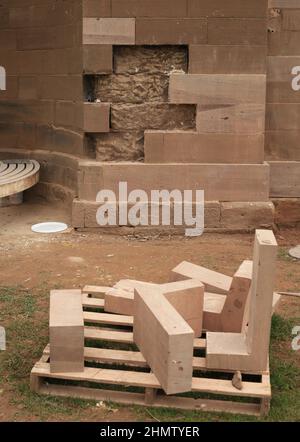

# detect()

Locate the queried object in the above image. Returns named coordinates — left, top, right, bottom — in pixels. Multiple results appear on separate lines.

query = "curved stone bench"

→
left=0, top=159, right=40, bottom=206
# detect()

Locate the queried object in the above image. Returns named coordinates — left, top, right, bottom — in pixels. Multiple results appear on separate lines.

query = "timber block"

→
left=171, top=261, right=232, bottom=295
left=83, top=102, right=110, bottom=133
left=206, top=230, right=278, bottom=372
left=133, top=285, right=194, bottom=395
left=162, top=279, right=204, bottom=337
left=50, top=290, right=84, bottom=374
left=203, top=260, right=253, bottom=333
left=83, top=18, right=135, bottom=45
left=106, top=279, right=204, bottom=337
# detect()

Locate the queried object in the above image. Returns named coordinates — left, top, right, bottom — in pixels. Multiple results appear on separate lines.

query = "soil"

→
left=0, top=200, right=299, bottom=421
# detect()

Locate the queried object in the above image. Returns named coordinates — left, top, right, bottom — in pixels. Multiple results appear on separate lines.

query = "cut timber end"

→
left=104, top=287, right=134, bottom=315
left=133, top=286, right=194, bottom=395
left=161, top=279, right=204, bottom=337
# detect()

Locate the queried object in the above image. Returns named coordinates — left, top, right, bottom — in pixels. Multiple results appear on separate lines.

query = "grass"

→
left=278, top=247, right=295, bottom=263
left=0, top=286, right=299, bottom=421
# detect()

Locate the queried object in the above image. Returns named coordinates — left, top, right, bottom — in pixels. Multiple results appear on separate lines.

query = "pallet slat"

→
left=35, top=383, right=261, bottom=416
left=31, top=360, right=270, bottom=398
left=82, top=294, right=105, bottom=308
left=84, top=327, right=134, bottom=344
left=83, top=311, right=133, bottom=327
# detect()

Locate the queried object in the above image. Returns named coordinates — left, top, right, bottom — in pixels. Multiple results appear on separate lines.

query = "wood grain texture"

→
left=50, top=290, right=84, bottom=374
left=206, top=230, right=278, bottom=372
left=133, top=285, right=194, bottom=395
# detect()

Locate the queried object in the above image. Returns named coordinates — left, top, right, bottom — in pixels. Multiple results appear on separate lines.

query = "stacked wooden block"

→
left=48, top=229, right=279, bottom=397
left=267, top=1, right=300, bottom=202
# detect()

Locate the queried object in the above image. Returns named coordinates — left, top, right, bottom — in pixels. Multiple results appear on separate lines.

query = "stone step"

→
left=144, top=131, right=264, bottom=164
left=72, top=199, right=275, bottom=232
left=78, top=161, right=270, bottom=202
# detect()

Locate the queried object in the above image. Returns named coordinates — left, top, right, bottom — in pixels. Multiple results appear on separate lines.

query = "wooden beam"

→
left=105, top=279, right=204, bottom=337
left=171, top=260, right=232, bottom=295
left=133, top=286, right=194, bottom=395
left=206, top=230, right=278, bottom=372
left=50, top=290, right=84, bottom=373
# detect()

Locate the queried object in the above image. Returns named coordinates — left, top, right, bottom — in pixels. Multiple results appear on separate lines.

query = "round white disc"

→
left=31, top=222, right=68, bottom=234
left=289, top=246, right=300, bottom=259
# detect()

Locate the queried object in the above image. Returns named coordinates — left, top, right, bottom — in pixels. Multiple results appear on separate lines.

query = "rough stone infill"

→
left=93, top=46, right=196, bottom=161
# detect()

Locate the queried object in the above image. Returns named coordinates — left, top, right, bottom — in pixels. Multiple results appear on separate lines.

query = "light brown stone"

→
left=220, top=202, right=275, bottom=230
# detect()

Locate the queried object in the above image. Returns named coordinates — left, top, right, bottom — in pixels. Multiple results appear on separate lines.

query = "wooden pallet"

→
left=30, top=292, right=271, bottom=417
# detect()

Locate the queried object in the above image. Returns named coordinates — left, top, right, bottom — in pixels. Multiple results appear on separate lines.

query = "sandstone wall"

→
left=267, top=1, right=300, bottom=201
left=0, top=0, right=84, bottom=202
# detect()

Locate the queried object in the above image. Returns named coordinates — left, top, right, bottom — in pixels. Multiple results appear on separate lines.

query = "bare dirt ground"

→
left=0, top=201, right=299, bottom=422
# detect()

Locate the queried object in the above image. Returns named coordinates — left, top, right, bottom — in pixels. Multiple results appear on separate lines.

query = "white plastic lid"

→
left=289, top=246, right=300, bottom=259
left=31, top=222, right=68, bottom=234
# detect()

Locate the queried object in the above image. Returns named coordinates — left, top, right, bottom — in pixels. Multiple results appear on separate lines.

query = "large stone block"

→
left=78, top=161, right=270, bottom=202
left=208, top=18, right=267, bottom=45
left=144, top=131, right=264, bottom=164
left=189, top=45, right=267, bottom=74
left=135, top=18, right=207, bottom=45
left=83, top=45, right=113, bottom=74
left=220, top=202, right=275, bottom=230
left=83, top=102, right=110, bottom=133
left=188, top=0, right=267, bottom=18
left=112, top=0, right=187, bottom=17
left=83, top=18, right=135, bottom=45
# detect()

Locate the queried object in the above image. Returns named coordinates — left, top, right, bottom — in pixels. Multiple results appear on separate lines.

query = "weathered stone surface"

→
left=114, top=45, right=187, bottom=75
left=95, top=132, right=144, bottom=161
left=273, top=198, right=300, bottom=226
left=220, top=202, right=275, bottom=230
left=96, top=74, right=169, bottom=103
left=204, top=202, right=221, bottom=229
left=111, top=103, right=196, bottom=131
left=72, top=200, right=276, bottom=232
